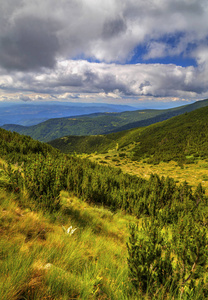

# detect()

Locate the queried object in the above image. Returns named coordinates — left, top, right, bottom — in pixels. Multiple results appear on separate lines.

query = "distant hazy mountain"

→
left=0, top=101, right=136, bottom=126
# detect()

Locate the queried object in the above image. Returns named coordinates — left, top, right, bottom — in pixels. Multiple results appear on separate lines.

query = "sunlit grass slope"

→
left=0, top=186, right=136, bottom=300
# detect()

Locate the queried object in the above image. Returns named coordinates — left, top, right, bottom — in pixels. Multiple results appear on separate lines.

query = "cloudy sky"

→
left=1, top=0, right=208, bottom=107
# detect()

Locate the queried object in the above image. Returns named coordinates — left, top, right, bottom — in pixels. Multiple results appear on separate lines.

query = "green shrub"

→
left=127, top=219, right=174, bottom=296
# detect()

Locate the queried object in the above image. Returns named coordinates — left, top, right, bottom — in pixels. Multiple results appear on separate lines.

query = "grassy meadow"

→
left=86, top=150, right=208, bottom=195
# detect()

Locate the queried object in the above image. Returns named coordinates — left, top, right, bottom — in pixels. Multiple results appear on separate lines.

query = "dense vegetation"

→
left=49, top=104, right=208, bottom=167
left=3, top=98, right=208, bottom=142
left=1, top=127, right=208, bottom=298
left=132, top=105, right=208, bottom=164
left=48, top=130, right=137, bottom=154
left=0, top=128, right=58, bottom=161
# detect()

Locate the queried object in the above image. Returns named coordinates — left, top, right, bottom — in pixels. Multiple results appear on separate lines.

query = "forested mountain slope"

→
left=49, top=104, right=208, bottom=164
left=132, top=105, right=208, bottom=164
left=1, top=108, right=177, bottom=142
left=2, top=98, right=208, bottom=142
left=0, top=127, right=58, bottom=161
left=1, top=127, right=208, bottom=299
left=108, top=97, right=208, bottom=133
left=48, top=127, right=143, bottom=154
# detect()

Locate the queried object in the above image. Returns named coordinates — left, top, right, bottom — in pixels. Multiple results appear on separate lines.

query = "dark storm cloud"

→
left=102, top=17, right=127, bottom=39
left=0, top=16, right=60, bottom=71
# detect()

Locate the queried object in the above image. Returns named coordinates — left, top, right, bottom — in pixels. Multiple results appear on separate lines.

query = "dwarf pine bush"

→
left=127, top=219, right=174, bottom=296
left=127, top=209, right=208, bottom=298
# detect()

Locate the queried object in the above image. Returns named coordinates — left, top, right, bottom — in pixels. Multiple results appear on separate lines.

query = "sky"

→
left=0, top=0, right=208, bottom=107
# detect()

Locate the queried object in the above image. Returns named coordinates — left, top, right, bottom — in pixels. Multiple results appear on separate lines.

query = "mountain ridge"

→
left=0, top=102, right=136, bottom=126
left=2, top=98, right=208, bottom=142
left=48, top=104, right=208, bottom=164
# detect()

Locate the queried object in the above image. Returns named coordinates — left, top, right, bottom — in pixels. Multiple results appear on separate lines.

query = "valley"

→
left=1, top=100, right=208, bottom=299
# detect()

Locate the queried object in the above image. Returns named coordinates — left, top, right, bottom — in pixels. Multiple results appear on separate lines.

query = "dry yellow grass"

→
left=86, top=152, right=208, bottom=194
left=0, top=187, right=137, bottom=299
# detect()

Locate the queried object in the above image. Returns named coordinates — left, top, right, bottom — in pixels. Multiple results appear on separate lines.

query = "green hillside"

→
left=1, top=127, right=208, bottom=298
left=132, top=105, right=208, bottom=164
left=0, top=127, right=58, bottom=161
left=109, top=98, right=208, bottom=133
left=48, top=104, right=208, bottom=166
left=3, top=98, right=208, bottom=142
left=0, top=108, right=174, bottom=142
left=48, top=127, right=142, bottom=154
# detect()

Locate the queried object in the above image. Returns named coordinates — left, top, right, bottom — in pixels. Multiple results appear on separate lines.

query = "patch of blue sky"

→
left=71, top=31, right=198, bottom=68
left=72, top=50, right=197, bottom=67
left=129, top=32, right=198, bottom=67
left=140, top=56, right=197, bottom=67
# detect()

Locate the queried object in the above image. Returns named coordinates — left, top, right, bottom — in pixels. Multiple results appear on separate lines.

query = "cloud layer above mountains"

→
left=1, top=0, right=208, bottom=104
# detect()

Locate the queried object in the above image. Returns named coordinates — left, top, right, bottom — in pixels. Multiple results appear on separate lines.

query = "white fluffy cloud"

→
left=0, top=0, right=208, bottom=103
left=0, top=60, right=206, bottom=101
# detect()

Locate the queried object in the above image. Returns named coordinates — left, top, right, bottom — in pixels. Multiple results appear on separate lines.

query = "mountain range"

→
left=2, top=98, right=208, bottom=142
left=0, top=101, right=135, bottom=126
